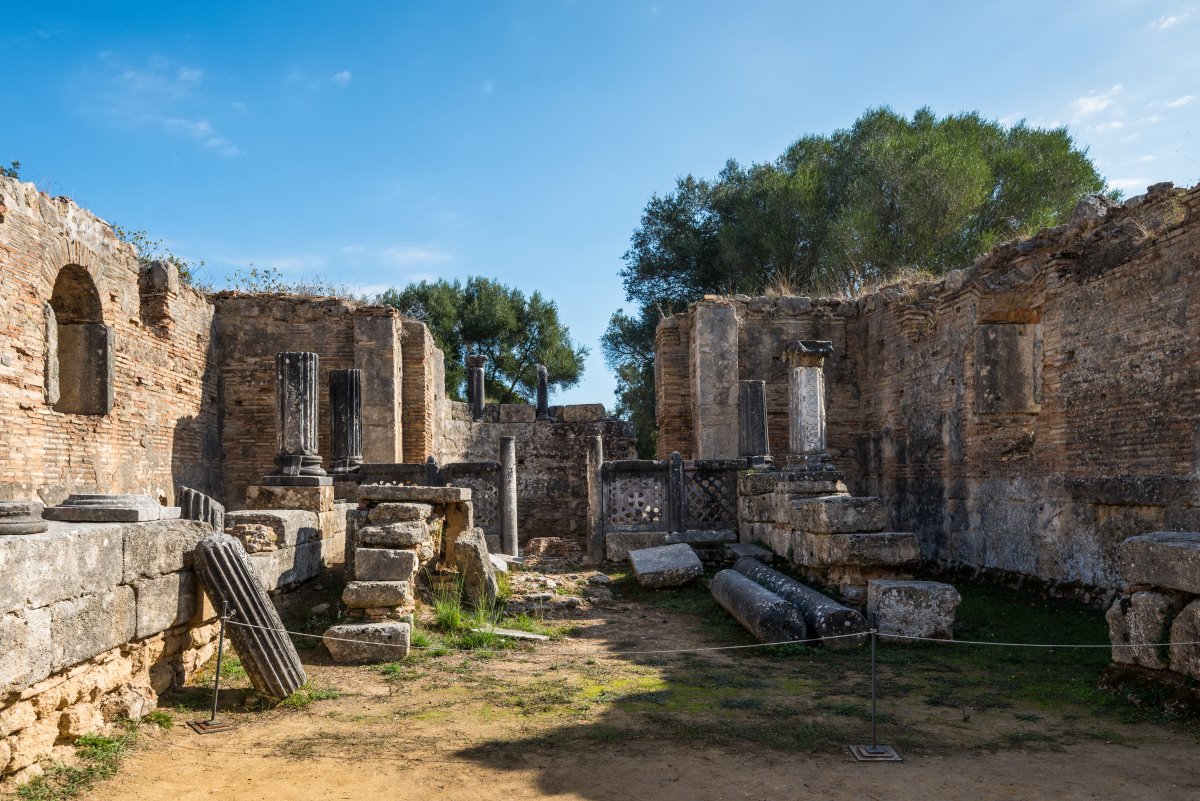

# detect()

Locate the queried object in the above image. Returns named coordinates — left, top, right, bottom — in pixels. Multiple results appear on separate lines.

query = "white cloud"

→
left=332, top=70, right=352, bottom=86
left=1139, top=114, right=1164, bottom=124
left=1155, top=13, right=1188, bottom=29
left=1073, top=84, right=1122, bottom=116
left=1166, top=95, right=1195, bottom=108
left=1088, top=121, right=1124, bottom=133
left=1109, top=177, right=1149, bottom=192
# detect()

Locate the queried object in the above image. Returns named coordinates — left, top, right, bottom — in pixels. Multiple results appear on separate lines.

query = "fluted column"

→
left=782, top=340, right=834, bottom=472
left=265, top=351, right=331, bottom=486
left=330, top=368, right=363, bottom=475
left=738, top=379, right=771, bottom=466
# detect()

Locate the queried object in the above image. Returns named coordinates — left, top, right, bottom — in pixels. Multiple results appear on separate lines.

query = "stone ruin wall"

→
left=657, top=181, right=1200, bottom=591
left=438, top=401, right=637, bottom=543
left=0, top=177, right=220, bottom=505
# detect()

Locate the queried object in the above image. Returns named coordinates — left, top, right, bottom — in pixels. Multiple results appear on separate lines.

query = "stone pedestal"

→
left=245, top=484, right=335, bottom=514
left=500, top=436, right=518, bottom=557
left=264, top=352, right=331, bottom=487
left=782, top=340, right=834, bottom=472
left=42, top=494, right=180, bottom=523
left=0, top=500, right=48, bottom=534
left=467, top=354, right=488, bottom=421
left=329, top=368, right=363, bottom=475
left=738, top=380, right=770, bottom=465
left=536, top=363, right=551, bottom=420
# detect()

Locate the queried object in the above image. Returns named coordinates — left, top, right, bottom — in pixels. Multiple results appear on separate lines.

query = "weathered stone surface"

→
left=266, top=351, right=329, bottom=484
left=247, top=540, right=324, bottom=590
left=1107, top=590, right=1182, bottom=669
left=358, top=484, right=471, bottom=504
left=666, top=529, right=738, bottom=545
left=500, top=403, right=537, bottom=423
left=329, top=368, right=363, bottom=475
left=323, top=622, right=411, bottom=663
left=1119, top=532, right=1200, bottom=595
left=454, top=527, right=498, bottom=607
left=867, top=579, right=961, bottom=641
left=0, top=500, right=47, bottom=535
left=629, top=543, right=703, bottom=588
left=605, top=531, right=668, bottom=562
left=194, top=532, right=306, bottom=699
left=43, top=494, right=180, bottom=523
left=738, top=379, right=770, bottom=460
left=355, top=548, right=419, bottom=581
left=1168, top=599, right=1200, bottom=680
left=726, top=542, right=774, bottom=562
left=789, top=496, right=886, bottom=534
left=0, top=607, right=52, bottom=696
left=367, top=502, right=432, bottom=524
left=245, top=484, right=334, bottom=513
left=342, top=581, right=413, bottom=609
left=121, top=519, right=210, bottom=582
left=792, top=531, right=919, bottom=567
left=738, top=471, right=782, bottom=496
left=49, top=586, right=137, bottom=672
left=500, top=436, right=518, bottom=557
left=357, top=520, right=433, bottom=564
left=710, top=569, right=809, bottom=644
left=225, top=509, right=320, bottom=548
left=536, top=364, right=551, bottom=420
left=734, top=558, right=866, bottom=647
left=0, top=524, right=127, bottom=612
left=132, top=571, right=198, bottom=639
left=177, top=486, right=224, bottom=531
left=559, top=403, right=606, bottom=423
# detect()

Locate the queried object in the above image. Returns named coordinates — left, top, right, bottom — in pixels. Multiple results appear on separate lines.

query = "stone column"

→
left=329, top=369, right=363, bottom=475
left=667, top=451, right=686, bottom=533
left=536, top=364, right=551, bottom=421
left=265, top=351, right=331, bottom=486
left=586, top=435, right=604, bottom=564
left=500, top=436, right=518, bottom=557
left=782, top=340, right=834, bottom=472
left=467, top=354, right=488, bottom=421
left=738, top=380, right=771, bottom=466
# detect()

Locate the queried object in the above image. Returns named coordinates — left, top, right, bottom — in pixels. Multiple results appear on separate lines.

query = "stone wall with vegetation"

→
left=657, top=182, right=1200, bottom=590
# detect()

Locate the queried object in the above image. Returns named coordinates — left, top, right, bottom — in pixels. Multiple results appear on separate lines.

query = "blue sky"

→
left=5, top=1, right=1198, bottom=405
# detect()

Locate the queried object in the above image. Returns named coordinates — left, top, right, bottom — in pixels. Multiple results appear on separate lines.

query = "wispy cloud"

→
left=1154, top=13, right=1188, bottom=29
left=332, top=70, right=352, bottom=86
left=1088, top=120, right=1124, bottom=133
left=1072, top=85, right=1122, bottom=116
left=1166, top=95, right=1195, bottom=108
left=78, top=55, right=242, bottom=157
left=286, top=67, right=354, bottom=90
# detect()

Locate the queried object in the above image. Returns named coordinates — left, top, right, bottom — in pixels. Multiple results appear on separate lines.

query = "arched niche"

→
left=45, top=265, right=114, bottom=415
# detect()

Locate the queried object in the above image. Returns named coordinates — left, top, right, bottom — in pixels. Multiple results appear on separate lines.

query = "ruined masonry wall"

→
left=0, top=177, right=219, bottom=505
left=657, top=182, right=1200, bottom=590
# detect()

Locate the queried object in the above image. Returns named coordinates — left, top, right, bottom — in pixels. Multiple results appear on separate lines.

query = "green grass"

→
left=16, top=728, right=138, bottom=801
left=274, top=684, right=340, bottom=710
left=140, top=710, right=174, bottom=729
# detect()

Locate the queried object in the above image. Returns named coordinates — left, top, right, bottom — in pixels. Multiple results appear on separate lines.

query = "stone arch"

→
left=45, top=264, right=113, bottom=415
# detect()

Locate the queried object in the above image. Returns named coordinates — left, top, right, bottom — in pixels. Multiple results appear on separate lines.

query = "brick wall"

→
left=658, top=182, right=1200, bottom=589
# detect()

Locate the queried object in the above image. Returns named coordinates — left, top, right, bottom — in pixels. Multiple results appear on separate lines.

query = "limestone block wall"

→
left=0, top=520, right=221, bottom=783
left=657, top=182, right=1200, bottom=590
left=439, top=401, right=637, bottom=542
left=0, top=176, right=220, bottom=505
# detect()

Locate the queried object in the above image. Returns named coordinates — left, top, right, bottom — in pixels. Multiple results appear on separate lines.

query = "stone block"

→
left=1169, top=599, right=1200, bottom=680
left=499, top=403, right=536, bottom=423
left=133, top=571, right=198, bottom=639
left=49, top=586, right=136, bottom=672
left=738, top=472, right=781, bottom=496
left=1119, top=532, right=1200, bottom=595
left=343, top=581, right=413, bottom=609
left=357, top=520, right=432, bottom=555
left=793, top=531, right=919, bottom=567
left=789, top=496, right=887, bottom=534
left=122, top=520, right=211, bottom=582
left=975, top=323, right=1041, bottom=413
left=0, top=607, right=52, bottom=696
left=245, top=484, right=335, bottom=513
left=0, top=524, right=125, bottom=613
left=225, top=510, right=320, bottom=548
left=741, top=493, right=777, bottom=523
left=726, top=542, right=774, bottom=563
left=630, top=543, right=703, bottom=588
left=42, top=494, right=180, bottom=523
left=867, top=579, right=961, bottom=641
left=358, top=485, right=470, bottom=504
left=454, top=527, right=498, bottom=607
left=355, top=548, right=419, bottom=581
left=1107, top=590, right=1181, bottom=670
left=766, top=527, right=793, bottom=560
left=0, top=500, right=47, bottom=535
left=367, top=503, right=433, bottom=524
left=604, top=531, right=668, bottom=562
left=666, top=529, right=737, bottom=545
left=778, top=479, right=847, bottom=497
left=323, top=622, right=410, bottom=663
left=559, top=403, right=606, bottom=423
left=247, top=540, right=324, bottom=591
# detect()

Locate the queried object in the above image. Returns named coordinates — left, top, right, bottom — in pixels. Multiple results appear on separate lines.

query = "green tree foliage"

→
left=605, top=106, right=1111, bottom=455
left=1, top=160, right=20, bottom=179
left=112, top=226, right=210, bottom=289
left=378, top=277, right=587, bottom=404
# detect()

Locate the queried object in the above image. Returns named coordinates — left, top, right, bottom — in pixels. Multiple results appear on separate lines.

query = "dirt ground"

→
left=76, top=570, right=1200, bottom=801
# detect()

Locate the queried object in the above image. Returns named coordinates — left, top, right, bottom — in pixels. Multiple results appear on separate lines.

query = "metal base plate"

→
left=849, top=744, right=902, bottom=762
left=188, top=719, right=234, bottom=735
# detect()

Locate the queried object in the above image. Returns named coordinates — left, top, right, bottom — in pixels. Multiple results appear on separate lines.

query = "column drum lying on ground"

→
left=710, top=569, right=809, bottom=644
left=194, top=532, right=307, bottom=699
left=733, top=557, right=866, bottom=648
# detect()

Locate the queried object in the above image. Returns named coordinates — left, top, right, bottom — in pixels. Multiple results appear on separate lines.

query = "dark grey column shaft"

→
left=733, top=557, right=866, bottom=647
left=585, top=435, right=604, bottom=564
left=273, top=352, right=326, bottom=477
left=710, top=569, right=809, bottom=644
left=738, top=380, right=770, bottom=460
left=536, top=364, right=550, bottom=420
left=329, top=369, right=363, bottom=475
left=467, top=354, right=488, bottom=421
left=667, top=451, right=686, bottom=533
left=500, top=436, right=518, bottom=556
left=424, top=455, right=441, bottom=486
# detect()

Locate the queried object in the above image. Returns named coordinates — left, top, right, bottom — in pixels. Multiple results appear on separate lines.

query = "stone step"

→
left=789, top=495, right=886, bottom=534
left=792, top=531, right=919, bottom=568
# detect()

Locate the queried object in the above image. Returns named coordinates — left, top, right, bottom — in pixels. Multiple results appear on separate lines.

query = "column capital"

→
left=781, top=340, right=833, bottom=368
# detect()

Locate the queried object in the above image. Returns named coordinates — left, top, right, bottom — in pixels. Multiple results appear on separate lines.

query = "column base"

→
left=261, top=475, right=333, bottom=487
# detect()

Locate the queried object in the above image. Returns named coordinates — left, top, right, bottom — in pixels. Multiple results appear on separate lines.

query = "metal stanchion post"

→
left=850, top=614, right=901, bottom=762
left=189, top=605, right=236, bottom=734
